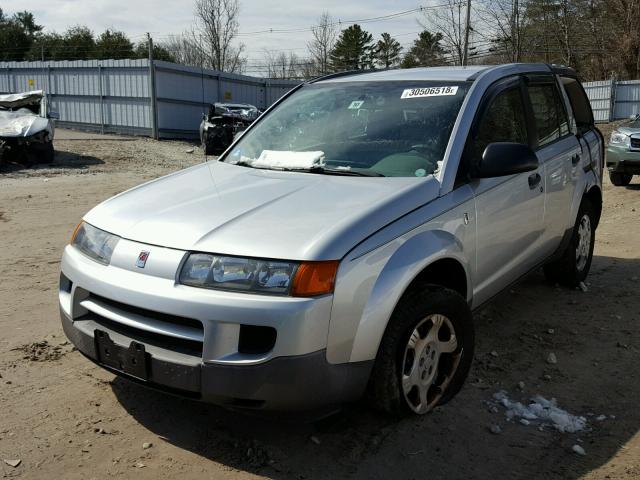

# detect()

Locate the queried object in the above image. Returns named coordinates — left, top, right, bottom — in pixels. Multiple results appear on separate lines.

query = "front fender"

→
left=327, top=213, right=473, bottom=364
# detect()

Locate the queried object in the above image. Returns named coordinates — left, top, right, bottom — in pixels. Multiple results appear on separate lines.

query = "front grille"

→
left=631, top=137, right=640, bottom=149
left=79, top=293, right=204, bottom=357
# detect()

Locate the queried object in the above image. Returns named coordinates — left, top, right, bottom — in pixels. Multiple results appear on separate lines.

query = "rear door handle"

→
left=571, top=154, right=581, bottom=165
left=528, top=173, right=542, bottom=189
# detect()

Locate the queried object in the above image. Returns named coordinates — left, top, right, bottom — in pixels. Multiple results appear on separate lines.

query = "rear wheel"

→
left=368, top=286, right=474, bottom=416
left=544, top=198, right=595, bottom=287
left=609, top=172, right=632, bottom=186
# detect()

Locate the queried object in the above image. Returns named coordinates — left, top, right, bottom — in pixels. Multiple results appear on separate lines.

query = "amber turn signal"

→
left=70, top=221, right=84, bottom=243
left=291, top=261, right=339, bottom=297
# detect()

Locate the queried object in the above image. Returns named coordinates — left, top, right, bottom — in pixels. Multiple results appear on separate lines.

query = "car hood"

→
left=84, top=161, right=440, bottom=260
left=0, top=110, right=49, bottom=138
left=617, top=126, right=640, bottom=136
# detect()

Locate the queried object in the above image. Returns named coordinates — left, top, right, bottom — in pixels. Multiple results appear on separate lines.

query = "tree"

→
left=163, top=33, right=208, bottom=67
left=0, top=9, right=34, bottom=60
left=94, top=29, right=134, bottom=59
left=423, top=0, right=467, bottom=65
left=134, top=41, right=176, bottom=62
left=262, top=50, right=306, bottom=79
left=476, top=0, right=527, bottom=62
left=13, top=11, right=42, bottom=38
left=307, top=11, right=338, bottom=75
left=330, top=24, right=374, bottom=71
left=401, top=30, right=445, bottom=68
left=374, top=33, right=402, bottom=68
left=194, top=0, right=246, bottom=73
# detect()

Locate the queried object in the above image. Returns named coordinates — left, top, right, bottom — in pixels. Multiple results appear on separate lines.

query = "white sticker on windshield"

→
left=401, top=86, right=459, bottom=99
left=348, top=100, right=365, bottom=109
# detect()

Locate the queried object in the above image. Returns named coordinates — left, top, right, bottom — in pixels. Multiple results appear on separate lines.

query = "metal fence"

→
left=2, top=60, right=637, bottom=134
left=583, top=79, right=640, bottom=123
left=0, top=59, right=300, bottom=138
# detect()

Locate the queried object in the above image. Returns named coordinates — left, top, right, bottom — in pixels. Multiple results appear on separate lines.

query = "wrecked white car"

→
left=0, top=90, right=58, bottom=166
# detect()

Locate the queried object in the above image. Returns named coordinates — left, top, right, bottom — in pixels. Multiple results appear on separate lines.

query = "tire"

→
left=368, top=285, right=474, bottom=416
left=202, top=139, right=216, bottom=156
left=543, top=198, right=596, bottom=287
left=609, top=172, right=632, bottom=186
left=29, top=141, right=54, bottom=164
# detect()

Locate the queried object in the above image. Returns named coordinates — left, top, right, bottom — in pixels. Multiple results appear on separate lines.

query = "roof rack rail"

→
left=547, top=63, right=578, bottom=77
left=307, top=69, right=378, bottom=84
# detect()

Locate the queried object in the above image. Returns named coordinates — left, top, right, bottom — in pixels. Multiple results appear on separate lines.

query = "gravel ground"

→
left=0, top=128, right=639, bottom=480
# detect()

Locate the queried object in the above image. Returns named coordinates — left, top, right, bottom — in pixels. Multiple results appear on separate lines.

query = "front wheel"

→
left=609, top=172, right=632, bottom=186
left=544, top=198, right=596, bottom=287
left=368, top=286, right=474, bottom=416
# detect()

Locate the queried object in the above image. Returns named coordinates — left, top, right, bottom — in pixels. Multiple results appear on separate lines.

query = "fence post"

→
left=98, top=64, right=104, bottom=134
left=609, top=77, right=617, bottom=122
left=147, top=33, right=159, bottom=140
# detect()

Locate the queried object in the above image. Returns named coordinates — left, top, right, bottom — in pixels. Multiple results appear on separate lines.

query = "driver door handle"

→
left=528, top=173, right=542, bottom=189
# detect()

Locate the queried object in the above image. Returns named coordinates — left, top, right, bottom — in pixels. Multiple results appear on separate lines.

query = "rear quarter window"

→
left=561, top=77, right=594, bottom=134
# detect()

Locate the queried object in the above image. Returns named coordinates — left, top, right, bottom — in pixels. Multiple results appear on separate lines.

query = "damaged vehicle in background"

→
left=0, top=90, right=58, bottom=167
left=199, top=103, right=261, bottom=155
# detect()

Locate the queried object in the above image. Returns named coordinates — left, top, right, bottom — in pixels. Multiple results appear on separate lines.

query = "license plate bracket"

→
left=94, top=329, right=150, bottom=381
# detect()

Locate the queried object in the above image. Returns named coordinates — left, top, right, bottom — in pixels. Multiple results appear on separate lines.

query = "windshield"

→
left=222, top=81, right=471, bottom=178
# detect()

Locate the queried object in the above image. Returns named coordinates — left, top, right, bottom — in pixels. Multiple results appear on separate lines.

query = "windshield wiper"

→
left=286, top=166, right=386, bottom=177
left=229, top=161, right=385, bottom=177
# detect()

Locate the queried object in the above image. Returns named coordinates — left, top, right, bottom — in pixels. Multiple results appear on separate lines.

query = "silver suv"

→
left=60, top=64, right=603, bottom=416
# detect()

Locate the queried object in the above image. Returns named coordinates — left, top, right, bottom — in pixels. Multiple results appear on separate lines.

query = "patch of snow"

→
left=492, top=391, right=588, bottom=433
left=572, top=444, right=586, bottom=456
left=251, top=150, right=325, bottom=169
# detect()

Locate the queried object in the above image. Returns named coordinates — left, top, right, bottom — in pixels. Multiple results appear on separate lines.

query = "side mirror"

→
left=474, top=142, right=538, bottom=178
left=48, top=111, right=60, bottom=120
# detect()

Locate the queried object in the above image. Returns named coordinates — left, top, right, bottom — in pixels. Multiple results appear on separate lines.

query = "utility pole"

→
left=462, top=0, right=472, bottom=66
left=147, top=33, right=159, bottom=140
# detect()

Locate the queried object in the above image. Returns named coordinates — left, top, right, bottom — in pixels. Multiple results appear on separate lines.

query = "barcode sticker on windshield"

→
left=401, top=86, right=459, bottom=99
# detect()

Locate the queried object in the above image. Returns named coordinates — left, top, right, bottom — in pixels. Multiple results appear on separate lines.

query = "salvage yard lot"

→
left=1, top=129, right=639, bottom=480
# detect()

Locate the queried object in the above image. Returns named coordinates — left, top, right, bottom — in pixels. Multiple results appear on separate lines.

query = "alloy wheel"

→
left=401, top=314, right=462, bottom=414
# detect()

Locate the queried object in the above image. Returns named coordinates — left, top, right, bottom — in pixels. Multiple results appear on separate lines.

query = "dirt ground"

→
left=0, top=129, right=639, bottom=480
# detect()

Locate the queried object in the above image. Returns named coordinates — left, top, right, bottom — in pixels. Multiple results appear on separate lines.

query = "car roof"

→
left=313, top=63, right=576, bottom=84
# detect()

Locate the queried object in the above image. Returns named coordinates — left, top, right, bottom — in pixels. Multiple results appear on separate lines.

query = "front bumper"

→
left=606, top=145, right=640, bottom=174
left=60, top=243, right=372, bottom=410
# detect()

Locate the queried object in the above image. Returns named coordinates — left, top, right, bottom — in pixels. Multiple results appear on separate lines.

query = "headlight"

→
left=179, top=253, right=338, bottom=297
left=610, top=132, right=630, bottom=147
left=71, top=221, right=120, bottom=265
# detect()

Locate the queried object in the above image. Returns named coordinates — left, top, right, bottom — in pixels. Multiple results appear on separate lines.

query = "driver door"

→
left=467, top=77, right=546, bottom=306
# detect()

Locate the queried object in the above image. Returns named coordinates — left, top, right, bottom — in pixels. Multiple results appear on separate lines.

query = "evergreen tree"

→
left=401, top=30, right=445, bottom=68
left=94, top=29, right=134, bottom=60
left=329, top=24, right=374, bottom=70
left=374, top=32, right=402, bottom=68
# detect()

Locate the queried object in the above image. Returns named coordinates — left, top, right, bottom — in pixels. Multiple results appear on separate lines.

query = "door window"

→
left=528, top=83, right=570, bottom=147
left=474, top=87, right=529, bottom=160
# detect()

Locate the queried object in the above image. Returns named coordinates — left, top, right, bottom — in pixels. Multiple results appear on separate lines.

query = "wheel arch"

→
left=584, top=185, right=602, bottom=228
left=334, top=229, right=472, bottom=364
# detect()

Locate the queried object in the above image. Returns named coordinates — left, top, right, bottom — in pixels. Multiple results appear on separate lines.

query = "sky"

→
left=1, top=0, right=450, bottom=74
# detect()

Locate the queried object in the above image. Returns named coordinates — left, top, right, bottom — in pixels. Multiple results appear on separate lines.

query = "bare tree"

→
left=475, top=0, right=527, bottom=62
left=163, top=32, right=207, bottom=67
left=423, top=0, right=467, bottom=65
left=263, top=50, right=307, bottom=79
left=194, top=0, right=246, bottom=73
left=307, top=11, right=338, bottom=75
